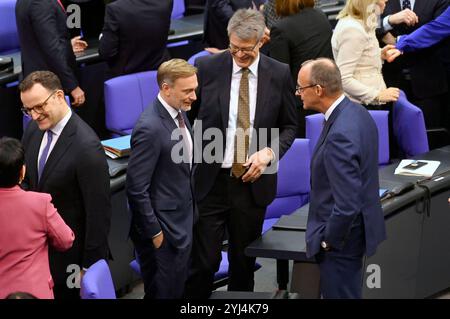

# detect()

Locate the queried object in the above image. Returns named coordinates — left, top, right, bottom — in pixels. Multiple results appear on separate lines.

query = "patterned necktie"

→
left=402, top=0, right=411, bottom=10
left=38, top=130, right=53, bottom=182
left=176, top=111, right=192, bottom=168
left=231, top=68, right=250, bottom=178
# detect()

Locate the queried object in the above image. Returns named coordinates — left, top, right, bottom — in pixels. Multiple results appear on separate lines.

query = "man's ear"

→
left=161, top=82, right=171, bottom=96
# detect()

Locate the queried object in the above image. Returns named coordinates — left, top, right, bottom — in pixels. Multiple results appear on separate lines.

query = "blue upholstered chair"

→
left=262, top=138, right=311, bottom=233
left=171, top=0, right=186, bottom=20
left=393, top=90, right=429, bottom=157
left=104, top=71, right=158, bottom=137
left=0, top=0, right=20, bottom=55
left=81, top=259, right=116, bottom=299
left=305, top=110, right=390, bottom=165
left=187, top=50, right=211, bottom=65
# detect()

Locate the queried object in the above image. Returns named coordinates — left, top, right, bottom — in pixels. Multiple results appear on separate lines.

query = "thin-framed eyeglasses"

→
left=295, top=84, right=320, bottom=94
left=228, top=42, right=259, bottom=55
left=21, top=90, right=59, bottom=117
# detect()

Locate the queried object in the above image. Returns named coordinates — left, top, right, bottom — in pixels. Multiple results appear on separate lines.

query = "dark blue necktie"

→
left=402, top=0, right=411, bottom=10
left=38, top=130, right=53, bottom=182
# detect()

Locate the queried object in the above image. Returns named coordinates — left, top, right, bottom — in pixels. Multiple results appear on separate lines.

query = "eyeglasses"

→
left=295, top=84, right=319, bottom=94
left=228, top=42, right=259, bottom=55
left=21, top=90, right=59, bottom=117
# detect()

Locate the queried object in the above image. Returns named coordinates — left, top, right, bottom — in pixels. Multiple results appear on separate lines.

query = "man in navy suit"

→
left=298, top=58, right=386, bottom=299
left=126, top=59, right=197, bottom=299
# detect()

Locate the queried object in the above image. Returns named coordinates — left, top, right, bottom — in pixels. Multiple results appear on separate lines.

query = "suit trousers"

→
left=185, top=170, right=266, bottom=298
left=134, top=237, right=191, bottom=299
left=316, top=215, right=366, bottom=299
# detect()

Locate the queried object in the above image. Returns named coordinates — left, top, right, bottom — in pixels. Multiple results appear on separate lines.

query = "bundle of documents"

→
left=101, top=135, right=131, bottom=159
left=394, top=159, right=440, bottom=178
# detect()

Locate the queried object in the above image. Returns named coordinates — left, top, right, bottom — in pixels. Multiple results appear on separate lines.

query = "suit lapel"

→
left=311, top=98, right=346, bottom=161
left=253, top=54, right=271, bottom=131
left=156, top=100, right=191, bottom=173
left=155, top=99, right=178, bottom=134
left=27, top=125, right=45, bottom=188
left=38, top=114, right=76, bottom=189
left=219, top=53, right=233, bottom=131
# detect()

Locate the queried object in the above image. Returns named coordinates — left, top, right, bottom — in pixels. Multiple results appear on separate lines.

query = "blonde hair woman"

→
left=332, top=0, right=399, bottom=106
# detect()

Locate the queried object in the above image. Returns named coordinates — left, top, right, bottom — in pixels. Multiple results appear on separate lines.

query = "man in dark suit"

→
left=126, top=59, right=197, bottom=299
left=203, top=0, right=266, bottom=49
left=15, top=0, right=86, bottom=106
left=185, top=9, right=297, bottom=298
left=99, top=0, right=172, bottom=78
left=298, top=59, right=386, bottom=298
left=19, top=71, right=111, bottom=299
left=378, top=0, right=449, bottom=136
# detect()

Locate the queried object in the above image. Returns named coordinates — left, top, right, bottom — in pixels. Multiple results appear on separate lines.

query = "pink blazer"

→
left=0, top=186, right=74, bottom=299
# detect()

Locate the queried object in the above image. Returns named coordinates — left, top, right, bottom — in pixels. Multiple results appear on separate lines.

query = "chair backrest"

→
left=171, top=0, right=185, bottom=20
left=0, top=0, right=20, bottom=55
left=104, top=71, right=158, bottom=136
left=305, top=111, right=390, bottom=165
left=187, top=50, right=211, bottom=66
left=80, top=259, right=116, bottom=299
left=393, top=90, right=429, bottom=157
left=265, top=138, right=311, bottom=219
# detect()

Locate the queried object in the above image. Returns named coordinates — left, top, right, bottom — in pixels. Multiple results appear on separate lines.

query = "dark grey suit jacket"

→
left=15, top=0, right=79, bottom=92
left=22, top=112, right=111, bottom=284
left=98, top=0, right=172, bottom=78
left=190, top=51, right=298, bottom=207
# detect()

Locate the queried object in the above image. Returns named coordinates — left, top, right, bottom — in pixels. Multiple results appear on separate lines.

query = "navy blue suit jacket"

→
left=126, top=99, right=196, bottom=250
left=306, top=97, right=386, bottom=258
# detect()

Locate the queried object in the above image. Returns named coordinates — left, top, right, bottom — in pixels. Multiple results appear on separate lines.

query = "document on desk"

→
left=394, top=159, right=440, bottom=178
left=272, top=214, right=308, bottom=231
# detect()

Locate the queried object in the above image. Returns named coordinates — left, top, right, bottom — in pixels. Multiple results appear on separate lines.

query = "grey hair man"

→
left=185, top=8, right=298, bottom=298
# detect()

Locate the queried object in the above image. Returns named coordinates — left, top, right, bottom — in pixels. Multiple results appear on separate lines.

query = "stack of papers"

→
left=101, top=135, right=131, bottom=159
left=394, top=159, right=440, bottom=178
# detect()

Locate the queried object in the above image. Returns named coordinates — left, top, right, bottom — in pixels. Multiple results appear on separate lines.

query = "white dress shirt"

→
left=37, top=108, right=72, bottom=167
left=222, top=54, right=260, bottom=168
left=325, top=94, right=346, bottom=121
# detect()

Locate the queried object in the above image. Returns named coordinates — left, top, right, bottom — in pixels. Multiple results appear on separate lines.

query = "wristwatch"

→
left=321, top=241, right=331, bottom=251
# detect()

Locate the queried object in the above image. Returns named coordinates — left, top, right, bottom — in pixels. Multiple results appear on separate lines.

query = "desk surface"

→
left=246, top=145, right=450, bottom=261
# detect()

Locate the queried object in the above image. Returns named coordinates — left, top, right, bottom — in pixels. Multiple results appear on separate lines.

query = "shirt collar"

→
left=158, top=93, right=180, bottom=120
left=50, top=107, right=72, bottom=137
left=232, top=53, right=260, bottom=77
left=324, top=94, right=345, bottom=121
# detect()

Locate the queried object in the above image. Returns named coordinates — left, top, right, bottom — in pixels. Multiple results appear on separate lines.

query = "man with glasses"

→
left=185, top=9, right=297, bottom=298
left=297, top=58, right=386, bottom=298
left=20, top=71, right=111, bottom=299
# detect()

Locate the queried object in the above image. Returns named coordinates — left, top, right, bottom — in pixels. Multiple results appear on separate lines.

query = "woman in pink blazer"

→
left=0, top=137, right=74, bottom=299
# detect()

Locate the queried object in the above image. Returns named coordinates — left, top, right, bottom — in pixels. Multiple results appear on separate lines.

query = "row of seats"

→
left=0, top=0, right=186, bottom=56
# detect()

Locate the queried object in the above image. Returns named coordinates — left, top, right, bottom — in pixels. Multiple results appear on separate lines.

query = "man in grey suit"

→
left=126, top=59, right=198, bottom=299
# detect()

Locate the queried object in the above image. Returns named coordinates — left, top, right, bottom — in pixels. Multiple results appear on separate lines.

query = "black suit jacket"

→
left=15, top=0, right=79, bottom=92
left=269, top=8, right=333, bottom=83
left=22, top=113, right=111, bottom=285
left=190, top=52, right=298, bottom=207
left=98, top=0, right=172, bottom=78
left=379, top=0, right=449, bottom=98
left=126, top=99, right=196, bottom=249
left=203, top=0, right=266, bottom=49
